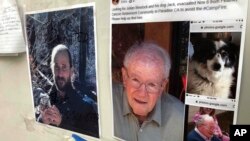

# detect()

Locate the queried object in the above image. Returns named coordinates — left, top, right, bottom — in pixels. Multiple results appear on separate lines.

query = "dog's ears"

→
left=191, top=38, right=216, bottom=63
left=224, top=42, right=239, bottom=67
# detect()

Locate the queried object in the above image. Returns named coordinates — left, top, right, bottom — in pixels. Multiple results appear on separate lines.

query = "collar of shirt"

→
left=195, top=127, right=211, bottom=141
left=122, top=90, right=161, bottom=126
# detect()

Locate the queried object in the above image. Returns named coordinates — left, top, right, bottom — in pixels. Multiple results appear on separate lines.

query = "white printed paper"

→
left=0, top=0, right=25, bottom=54
left=111, top=0, right=248, bottom=141
left=111, top=0, right=247, bottom=23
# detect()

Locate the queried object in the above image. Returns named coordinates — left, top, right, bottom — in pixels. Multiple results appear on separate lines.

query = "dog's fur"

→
left=187, top=38, right=238, bottom=98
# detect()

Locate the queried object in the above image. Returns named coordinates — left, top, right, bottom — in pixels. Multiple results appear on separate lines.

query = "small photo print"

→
left=25, top=4, right=99, bottom=138
left=185, top=105, right=233, bottom=141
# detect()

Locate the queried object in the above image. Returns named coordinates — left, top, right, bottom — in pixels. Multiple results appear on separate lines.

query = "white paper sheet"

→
left=111, top=0, right=248, bottom=141
left=0, top=0, right=25, bottom=55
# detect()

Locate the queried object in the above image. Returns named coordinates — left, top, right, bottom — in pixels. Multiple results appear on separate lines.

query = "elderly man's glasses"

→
left=202, top=124, right=216, bottom=132
left=124, top=68, right=165, bottom=93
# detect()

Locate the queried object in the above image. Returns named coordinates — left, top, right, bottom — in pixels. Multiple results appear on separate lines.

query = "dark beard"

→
left=55, top=77, right=72, bottom=92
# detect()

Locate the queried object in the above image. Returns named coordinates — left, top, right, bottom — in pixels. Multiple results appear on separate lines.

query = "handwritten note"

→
left=0, top=1, right=25, bottom=55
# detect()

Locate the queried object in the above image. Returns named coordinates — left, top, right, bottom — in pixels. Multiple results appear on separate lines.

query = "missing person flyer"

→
left=111, top=0, right=248, bottom=141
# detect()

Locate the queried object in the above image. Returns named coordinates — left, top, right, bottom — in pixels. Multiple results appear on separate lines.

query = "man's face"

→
left=122, top=56, right=167, bottom=118
left=199, top=119, right=216, bottom=138
left=53, top=51, right=72, bottom=92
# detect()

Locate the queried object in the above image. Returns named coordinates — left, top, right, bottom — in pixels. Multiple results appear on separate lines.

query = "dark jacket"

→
left=49, top=86, right=99, bottom=137
left=187, top=129, right=221, bottom=141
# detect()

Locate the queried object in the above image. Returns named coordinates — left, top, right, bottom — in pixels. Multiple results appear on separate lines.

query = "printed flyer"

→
left=111, top=0, right=248, bottom=141
left=0, top=0, right=25, bottom=55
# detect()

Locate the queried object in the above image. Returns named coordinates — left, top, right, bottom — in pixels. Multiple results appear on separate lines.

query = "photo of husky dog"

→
left=187, top=37, right=239, bottom=99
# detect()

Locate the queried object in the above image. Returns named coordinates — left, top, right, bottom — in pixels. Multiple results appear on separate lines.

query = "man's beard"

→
left=55, top=77, right=72, bottom=92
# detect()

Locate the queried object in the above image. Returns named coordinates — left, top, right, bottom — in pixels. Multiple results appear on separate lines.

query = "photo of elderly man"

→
left=112, top=21, right=189, bottom=141
left=113, top=42, right=184, bottom=141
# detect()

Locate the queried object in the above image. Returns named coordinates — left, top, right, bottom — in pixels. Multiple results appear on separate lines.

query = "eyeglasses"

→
left=202, top=124, right=216, bottom=132
left=124, top=67, right=165, bottom=94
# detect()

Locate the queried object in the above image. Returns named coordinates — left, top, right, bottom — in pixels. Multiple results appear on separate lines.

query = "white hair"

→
left=123, top=42, right=171, bottom=79
left=195, top=114, right=214, bottom=127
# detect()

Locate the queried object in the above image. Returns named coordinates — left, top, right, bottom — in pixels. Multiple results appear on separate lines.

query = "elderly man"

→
left=113, top=42, right=184, bottom=141
left=40, top=44, right=99, bottom=137
left=187, top=114, right=221, bottom=141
